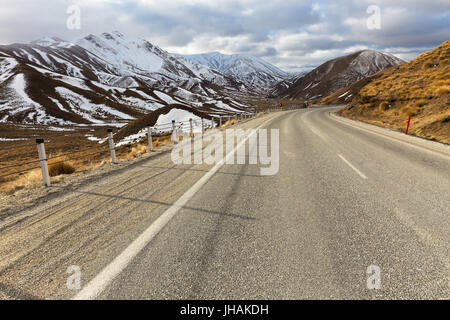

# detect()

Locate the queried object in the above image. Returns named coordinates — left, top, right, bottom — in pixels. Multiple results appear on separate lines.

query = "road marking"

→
left=337, top=154, right=368, bottom=179
left=329, top=112, right=450, bottom=159
left=72, top=116, right=277, bottom=300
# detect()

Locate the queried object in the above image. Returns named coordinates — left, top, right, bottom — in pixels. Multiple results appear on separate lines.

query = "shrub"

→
left=49, top=162, right=76, bottom=177
left=422, top=61, right=434, bottom=70
left=401, top=104, right=420, bottom=117
left=379, top=102, right=389, bottom=111
left=439, top=115, right=450, bottom=124
left=415, top=100, right=427, bottom=108
left=435, top=85, right=450, bottom=95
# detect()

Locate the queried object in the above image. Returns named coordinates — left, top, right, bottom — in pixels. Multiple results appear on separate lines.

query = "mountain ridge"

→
left=271, top=49, right=405, bottom=101
left=0, top=32, right=253, bottom=125
left=178, top=51, right=291, bottom=88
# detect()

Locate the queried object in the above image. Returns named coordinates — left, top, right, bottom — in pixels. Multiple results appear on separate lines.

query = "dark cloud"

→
left=0, top=0, right=448, bottom=71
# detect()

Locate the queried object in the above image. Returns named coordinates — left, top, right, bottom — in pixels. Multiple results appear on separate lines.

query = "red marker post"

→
left=339, top=109, right=343, bottom=117
left=405, top=116, right=411, bottom=135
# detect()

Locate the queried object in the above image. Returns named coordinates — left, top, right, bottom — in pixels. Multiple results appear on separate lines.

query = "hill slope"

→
left=341, top=41, right=450, bottom=144
left=0, top=32, right=252, bottom=125
left=179, top=51, right=290, bottom=88
left=272, top=50, right=404, bottom=101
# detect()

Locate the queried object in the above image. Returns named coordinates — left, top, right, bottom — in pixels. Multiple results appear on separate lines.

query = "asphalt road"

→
left=0, top=107, right=448, bottom=300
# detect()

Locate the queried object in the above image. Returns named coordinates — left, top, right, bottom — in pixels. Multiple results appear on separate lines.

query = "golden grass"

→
left=435, top=85, right=450, bottom=95
left=379, top=102, right=389, bottom=111
left=358, top=41, right=449, bottom=103
left=48, top=162, right=76, bottom=177
left=401, top=104, right=421, bottom=117
left=119, top=143, right=148, bottom=160
left=422, top=61, right=435, bottom=70
left=0, top=169, right=43, bottom=194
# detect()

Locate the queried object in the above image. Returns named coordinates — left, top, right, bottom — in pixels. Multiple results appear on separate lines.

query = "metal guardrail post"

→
left=107, top=129, right=117, bottom=164
left=36, top=138, right=50, bottom=187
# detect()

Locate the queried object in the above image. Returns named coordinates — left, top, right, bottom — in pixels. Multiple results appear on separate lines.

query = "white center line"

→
left=72, top=116, right=276, bottom=300
left=337, top=154, right=368, bottom=179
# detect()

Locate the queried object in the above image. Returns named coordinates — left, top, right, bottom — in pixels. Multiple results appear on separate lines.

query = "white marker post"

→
left=219, top=116, right=222, bottom=127
left=189, top=118, right=194, bottom=138
left=107, top=129, right=117, bottom=164
left=36, top=138, right=50, bottom=187
left=147, top=125, right=153, bottom=152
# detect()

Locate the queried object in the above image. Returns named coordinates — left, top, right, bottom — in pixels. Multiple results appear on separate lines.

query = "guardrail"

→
left=0, top=111, right=267, bottom=187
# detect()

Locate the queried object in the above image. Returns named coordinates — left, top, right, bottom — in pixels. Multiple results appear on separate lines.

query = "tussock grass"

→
left=379, top=102, right=389, bottom=111
left=1, top=169, right=43, bottom=194
left=49, top=162, right=76, bottom=177
left=422, top=61, right=435, bottom=70
left=119, top=144, right=148, bottom=160
left=435, top=85, right=450, bottom=95
left=401, top=105, right=420, bottom=117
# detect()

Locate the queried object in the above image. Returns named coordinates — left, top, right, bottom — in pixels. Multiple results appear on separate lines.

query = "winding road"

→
left=0, top=107, right=448, bottom=300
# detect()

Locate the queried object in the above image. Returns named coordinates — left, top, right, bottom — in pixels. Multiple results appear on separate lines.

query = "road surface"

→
left=0, top=107, right=448, bottom=300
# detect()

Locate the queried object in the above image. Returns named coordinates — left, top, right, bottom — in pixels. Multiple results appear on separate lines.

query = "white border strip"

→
left=337, top=154, right=368, bottom=179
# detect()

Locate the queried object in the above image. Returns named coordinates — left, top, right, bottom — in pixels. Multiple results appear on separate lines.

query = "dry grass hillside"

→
left=341, top=41, right=449, bottom=144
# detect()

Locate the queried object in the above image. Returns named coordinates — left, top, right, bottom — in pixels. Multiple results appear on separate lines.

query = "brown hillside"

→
left=272, top=50, right=403, bottom=101
left=342, top=41, right=450, bottom=144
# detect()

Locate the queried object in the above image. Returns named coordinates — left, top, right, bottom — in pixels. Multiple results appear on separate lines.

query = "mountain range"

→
left=178, top=51, right=291, bottom=88
left=271, top=50, right=404, bottom=101
left=0, top=31, right=407, bottom=126
left=0, top=32, right=252, bottom=125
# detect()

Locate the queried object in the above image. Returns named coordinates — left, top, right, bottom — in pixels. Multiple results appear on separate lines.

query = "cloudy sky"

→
left=0, top=0, right=448, bottom=72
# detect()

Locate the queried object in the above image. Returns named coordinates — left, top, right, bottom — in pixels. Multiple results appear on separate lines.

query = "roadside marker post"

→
left=189, top=118, right=194, bottom=138
left=219, top=116, right=222, bottom=127
left=405, top=116, right=412, bottom=135
left=340, top=109, right=343, bottom=116
left=147, top=125, right=153, bottom=152
left=36, top=138, right=51, bottom=187
left=107, top=129, right=117, bottom=164
left=201, top=118, right=204, bottom=135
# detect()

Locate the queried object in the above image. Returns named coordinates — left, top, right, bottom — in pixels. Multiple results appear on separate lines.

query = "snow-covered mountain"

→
left=271, top=50, right=404, bottom=100
left=178, top=51, right=290, bottom=88
left=0, top=32, right=252, bottom=125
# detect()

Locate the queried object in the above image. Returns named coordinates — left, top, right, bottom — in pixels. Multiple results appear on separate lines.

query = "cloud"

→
left=0, top=0, right=448, bottom=72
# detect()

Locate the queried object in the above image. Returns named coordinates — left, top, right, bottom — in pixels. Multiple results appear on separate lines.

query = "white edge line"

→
left=72, top=116, right=276, bottom=300
left=337, top=154, right=368, bottom=180
left=329, top=112, right=450, bottom=159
